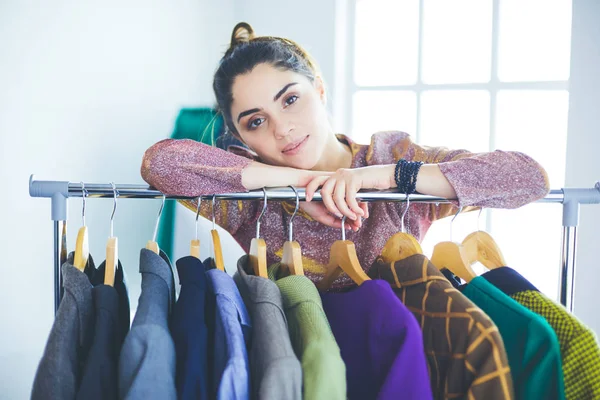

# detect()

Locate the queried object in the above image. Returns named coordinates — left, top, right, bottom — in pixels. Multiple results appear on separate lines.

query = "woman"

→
left=141, top=22, right=549, bottom=289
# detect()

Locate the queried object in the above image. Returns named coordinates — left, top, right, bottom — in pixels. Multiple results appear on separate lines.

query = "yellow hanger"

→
left=462, top=231, right=506, bottom=270
left=430, top=207, right=476, bottom=282
left=249, top=189, right=268, bottom=278
left=73, top=182, right=89, bottom=272
left=210, top=195, right=225, bottom=271
left=462, top=210, right=506, bottom=269
left=280, top=186, right=304, bottom=276
left=380, top=193, right=422, bottom=263
left=190, top=197, right=201, bottom=259
left=317, top=216, right=370, bottom=290
left=146, top=194, right=165, bottom=255
left=104, top=183, right=119, bottom=287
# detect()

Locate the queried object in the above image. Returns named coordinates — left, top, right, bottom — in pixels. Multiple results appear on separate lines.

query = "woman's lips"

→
left=282, top=135, right=309, bottom=155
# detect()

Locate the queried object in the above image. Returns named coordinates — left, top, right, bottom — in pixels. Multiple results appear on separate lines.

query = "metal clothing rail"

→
left=29, top=174, right=600, bottom=314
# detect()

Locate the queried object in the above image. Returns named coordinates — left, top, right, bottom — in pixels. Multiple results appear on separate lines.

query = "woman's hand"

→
left=298, top=200, right=368, bottom=232
left=304, top=165, right=395, bottom=222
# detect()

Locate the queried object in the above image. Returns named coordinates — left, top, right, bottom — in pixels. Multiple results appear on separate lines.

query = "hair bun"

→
left=230, top=22, right=255, bottom=48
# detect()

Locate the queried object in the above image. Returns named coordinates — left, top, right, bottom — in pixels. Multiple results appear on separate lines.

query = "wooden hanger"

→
left=104, top=183, right=119, bottom=287
left=462, top=230, right=506, bottom=270
left=380, top=232, right=422, bottom=263
left=146, top=194, right=165, bottom=255
left=248, top=189, right=268, bottom=278
left=190, top=197, right=201, bottom=259
left=431, top=241, right=476, bottom=283
left=430, top=206, right=476, bottom=282
left=210, top=195, right=225, bottom=271
left=380, top=193, right=422, bottom=263
left=317, top=216, right=370, bottom=290
left=73, top=182, right=89, bottom=271
left=280, top=186, right=304, bottom=276
left=105, top=237, right=118, bottom=286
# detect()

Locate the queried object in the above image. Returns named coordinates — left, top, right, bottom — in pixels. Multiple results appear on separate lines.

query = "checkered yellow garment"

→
left=511, top=291, right=600, bottom=400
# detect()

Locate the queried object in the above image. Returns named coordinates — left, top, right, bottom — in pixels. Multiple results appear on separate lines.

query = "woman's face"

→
left=230, top=63, right=331, bottom=170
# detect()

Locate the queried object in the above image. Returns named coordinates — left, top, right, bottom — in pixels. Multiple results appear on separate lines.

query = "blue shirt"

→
left=206, top=267, right=252, bottom=400
left=170, top=256, right=209, bottom=400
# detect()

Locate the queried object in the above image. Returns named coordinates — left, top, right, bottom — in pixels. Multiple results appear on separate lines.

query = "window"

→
left=348, top=0, right=572, bottom=298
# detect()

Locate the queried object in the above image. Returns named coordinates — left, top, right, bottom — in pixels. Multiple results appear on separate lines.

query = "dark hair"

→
left=213, top=22, right=321, bottom=136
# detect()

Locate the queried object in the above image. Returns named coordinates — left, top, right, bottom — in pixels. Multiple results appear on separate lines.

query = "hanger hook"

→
left=341, top=215, right=347, bottom=241
left=400, top=192, right=411, bottom=233
left=110, top=182, right=118, bottom=238
left=195, top=196, right=202, bottom=240
left=80, top=181, right=87, bottom=226
left=152, top=194, right=166, bottom=242
left=211, top=195, right=217, bottom=230
left=288, top=186, right=299, bottom=242
left=256, top=188, right=268, bottom=239
left=477, top=207, right=483, bottom=232
left=450, top=206, right=463, bottom=242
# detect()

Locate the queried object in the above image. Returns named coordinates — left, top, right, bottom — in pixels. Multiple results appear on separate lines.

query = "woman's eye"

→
left=285, top=95, right=298, bottom=106
left=248, top=118, right=264, bottom=130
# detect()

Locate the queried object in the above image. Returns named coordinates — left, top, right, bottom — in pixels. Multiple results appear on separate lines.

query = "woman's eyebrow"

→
left=273, top=82, right=298, bottom=101
left=237, top=82, right=299, bottom=123
left=238, top=108, right=260, bottom=123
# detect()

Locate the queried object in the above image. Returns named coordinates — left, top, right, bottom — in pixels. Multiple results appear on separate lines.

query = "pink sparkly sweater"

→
left=141, top=131, right=550, bottom=289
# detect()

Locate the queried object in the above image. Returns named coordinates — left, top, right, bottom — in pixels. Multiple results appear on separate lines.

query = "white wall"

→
left=566, top=0, right=600, bottom=334
left=0, top=1, right=235, bottom=398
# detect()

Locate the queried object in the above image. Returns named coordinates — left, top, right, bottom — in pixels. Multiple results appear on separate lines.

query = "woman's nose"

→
left=273, top=119, right=293, bottom=139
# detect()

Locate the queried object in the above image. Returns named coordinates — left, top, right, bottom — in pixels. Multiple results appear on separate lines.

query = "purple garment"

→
left=321, top=280, right=432, bottom=400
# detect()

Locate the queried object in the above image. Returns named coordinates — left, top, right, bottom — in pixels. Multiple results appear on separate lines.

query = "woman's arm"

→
left=304, top=132, right=550, bottom=222
left=140, top=138, right=328, bottom=233
left=141, top=138, right=322, bottom=195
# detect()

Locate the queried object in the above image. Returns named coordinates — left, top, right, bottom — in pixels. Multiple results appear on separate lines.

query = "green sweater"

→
left=462, top=277, right=565, bottom=400
left=268, top=264, right=346, bottom=400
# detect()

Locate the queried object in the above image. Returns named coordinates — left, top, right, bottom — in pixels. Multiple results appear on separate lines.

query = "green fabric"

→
left=268, top=263, right=346, bottom=400
left=462, top=277, right=565, bottom=400
left=156, top=108, right=224, bottom=260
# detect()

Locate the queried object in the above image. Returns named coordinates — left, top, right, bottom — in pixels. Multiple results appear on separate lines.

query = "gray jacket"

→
left=234, top=256, right=302, bottom=400
left=31, top=254, right=96, bottom=400
left=118, top=249, right=176, bottom=400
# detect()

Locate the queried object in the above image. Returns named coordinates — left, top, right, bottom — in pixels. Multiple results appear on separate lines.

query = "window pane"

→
left=495, top=90, right=569, bottom=188
left=422, top=0, right=492, bottom=84
left=492, top=90, right=569, bottom=299
left=352, top=91, right=417, bottom=143
left=498, top=0, right=572, bottom=82
left=489, top=205, right=562, bottom=299
left=354, top=0, right=419, bottom=86
left=420, top=90, right=490, bottom=152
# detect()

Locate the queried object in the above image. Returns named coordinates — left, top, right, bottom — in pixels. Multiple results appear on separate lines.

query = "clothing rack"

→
left=29, top=174, right=600, bottom=314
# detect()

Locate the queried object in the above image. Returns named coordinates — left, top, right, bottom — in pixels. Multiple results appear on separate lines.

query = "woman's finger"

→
left=320, top=178, right=342, bottom=218
left=345, top=183, right=364, bottom=217
left=333, top=180, right=357, bottom=220
left=305, top=175, right=328, bottom=202
left=318, top=213, right=343, bottom=229
left=359, top=201, right=370, bottom=219
left=299, top=201, right=342, bottom=229
left=341, top=215, right=361, bottom=232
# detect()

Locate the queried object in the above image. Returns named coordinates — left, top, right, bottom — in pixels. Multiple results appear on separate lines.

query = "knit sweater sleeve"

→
left=140, top=138, right=255, bottom=197
left=140, top=139, right=259, bottom=235
left=369, top=131, right=550, bottom=221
